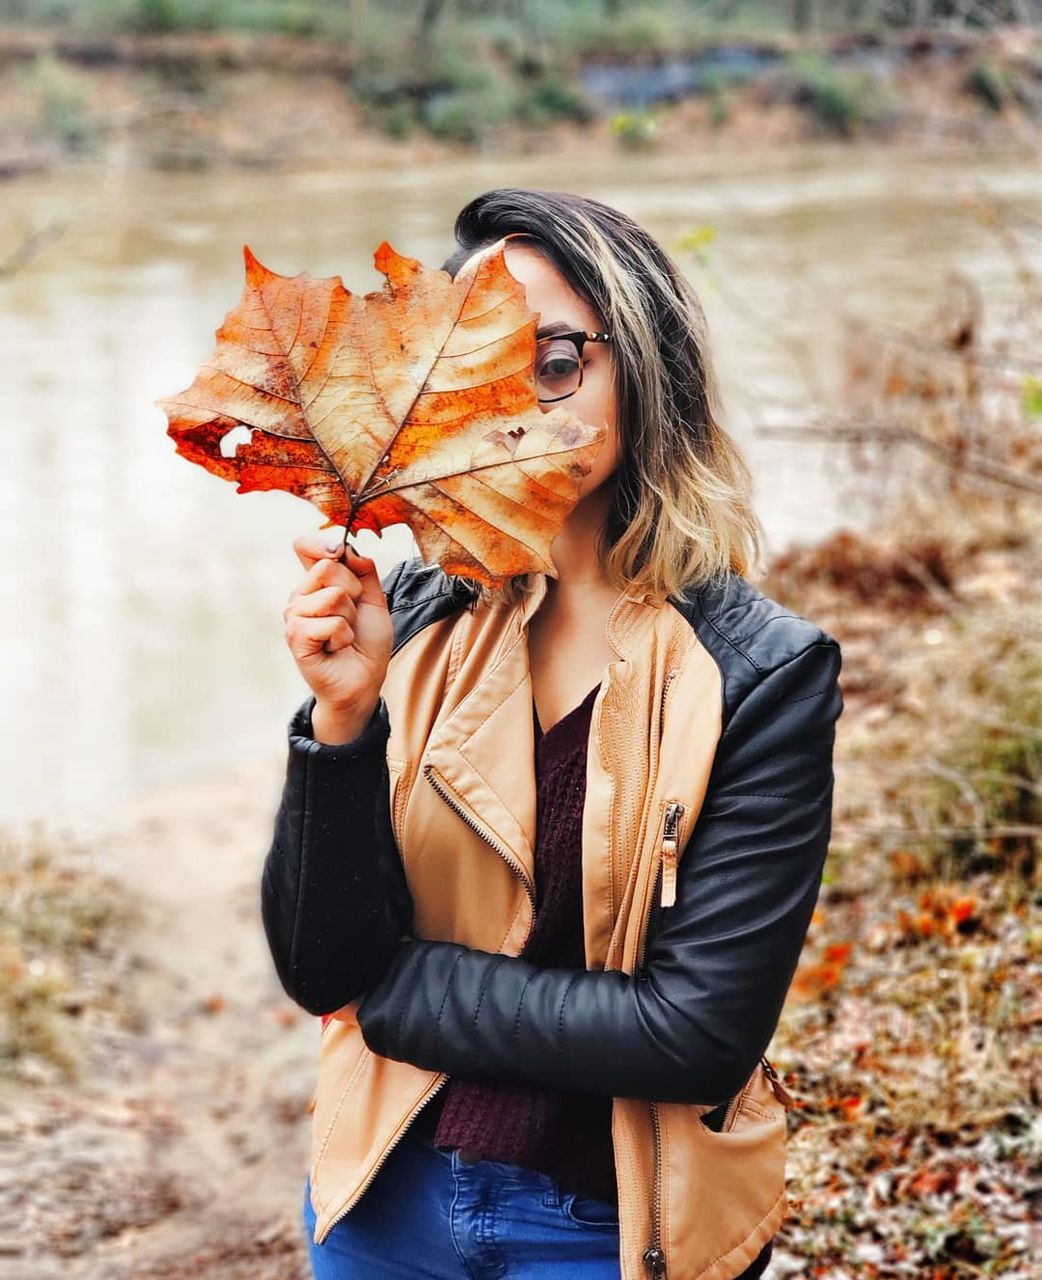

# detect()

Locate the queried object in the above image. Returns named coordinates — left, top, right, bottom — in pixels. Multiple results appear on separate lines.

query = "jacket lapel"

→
left=420, top=574, right=678, bottom=969
left=420, top=575, right=551, bottom=893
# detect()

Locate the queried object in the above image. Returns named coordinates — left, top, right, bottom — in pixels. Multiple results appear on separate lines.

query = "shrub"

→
left=965, top=58, right=1011, bottom=112
left=549, top=4, right=675, bottom=58
left=785, top=51, right=894, bottom=138
left=427, top=39, right=500, bottom=96
left=609, top=108, right=661, bottom=149
left=515, top=75, right=596, bottom=126
left=921, top=621, right=1042, bottom=881
left=704, top=67, right=731, bottom=128
left=130, top=0, right=181, bottom=32
left=351, top=62, right=415, bottom=111
left=27, top=52, right=97, bottom=153
left=422, top=81, right=516, bottom=144
left=379, top=98, right=414, bottom=139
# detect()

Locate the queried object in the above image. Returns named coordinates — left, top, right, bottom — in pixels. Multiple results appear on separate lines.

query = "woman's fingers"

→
left=288, top=555, right=364, bottom=605
left=291, top=527, right=384, bottom=617
left=293, top=528, right=344, bottom=569
left=282, top=527, right=393, bottom=709
left=293, top=526, right=369, bottom=569
left=294, top=528, right=378, bottom=586
left=285, top=614, right=354, bottom=660
left=286, top=584, right=358, bottom=624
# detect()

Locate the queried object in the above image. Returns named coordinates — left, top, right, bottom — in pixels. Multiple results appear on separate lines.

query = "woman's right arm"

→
left=259, top=531, right=414, bottom=1016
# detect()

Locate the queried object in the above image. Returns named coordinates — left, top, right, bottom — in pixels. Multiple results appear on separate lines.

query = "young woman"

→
left=262, top=188, right=844, bottom=1280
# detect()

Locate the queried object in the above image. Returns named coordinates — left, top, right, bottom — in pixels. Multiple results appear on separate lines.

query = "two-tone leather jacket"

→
left=261, top=553, right=844, bottom=1280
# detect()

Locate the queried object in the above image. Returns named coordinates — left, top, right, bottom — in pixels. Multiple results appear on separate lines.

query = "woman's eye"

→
left=538, top=356, right=579, bottom=378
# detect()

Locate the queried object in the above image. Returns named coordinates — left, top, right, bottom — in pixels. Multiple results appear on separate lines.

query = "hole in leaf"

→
left=219, top=425, right=254, bottom=458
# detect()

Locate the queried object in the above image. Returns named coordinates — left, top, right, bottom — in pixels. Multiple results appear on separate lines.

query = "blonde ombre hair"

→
left=437, top=188, right=765, bottom=609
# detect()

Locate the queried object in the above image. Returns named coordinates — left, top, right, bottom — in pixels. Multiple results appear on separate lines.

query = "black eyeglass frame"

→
left=535, top=329, right=612, bottom=403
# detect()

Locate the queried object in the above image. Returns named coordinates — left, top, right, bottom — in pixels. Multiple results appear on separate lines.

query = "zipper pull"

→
left=659, top=802, right=684, bottom=908
left=642, top=1245, right=667, bottom=1277
left=761, top=1056, right=797, bottom=1109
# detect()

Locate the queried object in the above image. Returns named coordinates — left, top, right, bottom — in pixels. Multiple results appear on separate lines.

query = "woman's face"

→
left=500, top=241, right=621, bottom=501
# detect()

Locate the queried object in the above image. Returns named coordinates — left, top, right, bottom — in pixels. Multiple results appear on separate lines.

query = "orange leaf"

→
left=950, top=896, right=977, bottom=924
left=906, top=1165, right=956, bottom=1197
left=156, top=239, right=607, bottom=587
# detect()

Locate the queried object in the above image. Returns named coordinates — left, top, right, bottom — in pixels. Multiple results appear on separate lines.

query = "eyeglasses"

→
left=535, top=330, right=611, bottom=403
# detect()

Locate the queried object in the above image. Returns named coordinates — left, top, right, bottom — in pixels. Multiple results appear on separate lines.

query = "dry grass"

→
left=756, top=206, right=1041, bottom=1277
left=0, top=825, right=141, bottom=1083
left=765, top=503, right=1040, bottom=1267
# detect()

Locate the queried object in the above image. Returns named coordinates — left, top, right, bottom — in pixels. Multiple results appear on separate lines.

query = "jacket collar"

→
left=422, top=572, right=662, bottom=892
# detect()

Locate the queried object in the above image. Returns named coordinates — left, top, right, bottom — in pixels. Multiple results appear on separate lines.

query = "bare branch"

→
left=0, top=217, right=69, bottom=280
left=756, top=416, right=1042, bottom=495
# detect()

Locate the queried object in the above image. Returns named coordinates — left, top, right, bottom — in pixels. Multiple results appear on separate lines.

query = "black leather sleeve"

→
left=356, top=639, right=843, bottom=1105
left=259, top=554, right=417, bottom=1016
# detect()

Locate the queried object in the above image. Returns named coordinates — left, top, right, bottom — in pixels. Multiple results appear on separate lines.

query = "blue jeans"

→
left=301, top=1127, right=622, bottom=1278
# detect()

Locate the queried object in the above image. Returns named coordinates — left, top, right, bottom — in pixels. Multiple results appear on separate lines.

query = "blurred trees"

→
left=3, top=0, right=1042, bottom=37
left=440, top=0, right=1042, bottom=33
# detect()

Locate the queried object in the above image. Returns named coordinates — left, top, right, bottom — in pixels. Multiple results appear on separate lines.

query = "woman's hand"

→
left=284, top=528, right=393, bottom=743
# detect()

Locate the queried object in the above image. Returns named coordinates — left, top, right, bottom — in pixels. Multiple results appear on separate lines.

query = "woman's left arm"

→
left=357, top=639, right=843, bottom=1106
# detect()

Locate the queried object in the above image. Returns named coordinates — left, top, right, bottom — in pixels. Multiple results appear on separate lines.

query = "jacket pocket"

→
left=696, top=1059, right=790, bottom=1136
left=659, top=1073, right=787, bottom=1278
left=563, top=1193, right=620, bottom=1229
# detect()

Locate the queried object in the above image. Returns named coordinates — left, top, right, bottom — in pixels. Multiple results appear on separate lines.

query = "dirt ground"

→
left=5, top=752, right=320, bottom=1279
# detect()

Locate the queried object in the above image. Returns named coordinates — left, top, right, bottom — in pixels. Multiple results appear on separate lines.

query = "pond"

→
left=3, top=140, right=1037, bottom=825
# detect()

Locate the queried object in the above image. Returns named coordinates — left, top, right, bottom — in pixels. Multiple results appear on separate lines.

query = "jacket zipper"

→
left=658, top=800, right=683, bottom=908
left=636, top=664, right=683, bottom=969
left=318, top=1073, right=448, bottom=1241
left=636, top=801, right=685, bottom=977
left=641, top=1101, right=668, bottom=1277
left=721, top=1076, right=752, bottom=1132
left=711, top=1053, right=791, bottom=1138
left=639, top=800, right=685, bottom=1279
left=639, top=670, right=683, bottom=1279
left=422, top=762, right=537, bottom=913
left=760, top=1054, right=797, bottom=1109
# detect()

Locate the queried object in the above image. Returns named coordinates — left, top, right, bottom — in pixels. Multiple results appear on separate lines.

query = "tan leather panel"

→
left=604, top=608, right=724, bottom=976
left=382, top=609, right=531, bottom=950
left=424, top=632, right=539, bottom=892
left=309, top=1013, right=443, bottom=1241
left=611, top=1097, right=658, bottom=1280
left=659, top=1065, right=787, bottom=1280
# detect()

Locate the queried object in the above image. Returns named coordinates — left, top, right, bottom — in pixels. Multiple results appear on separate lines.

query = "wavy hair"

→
left=434, top=187, right=765, bottom=609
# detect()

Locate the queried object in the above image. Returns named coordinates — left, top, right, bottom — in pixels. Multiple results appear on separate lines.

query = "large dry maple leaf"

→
left=155, top=237, right=607, bottom=586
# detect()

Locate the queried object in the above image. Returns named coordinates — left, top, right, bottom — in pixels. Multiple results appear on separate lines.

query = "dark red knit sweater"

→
left=413, top=678, right=618, bottom=1204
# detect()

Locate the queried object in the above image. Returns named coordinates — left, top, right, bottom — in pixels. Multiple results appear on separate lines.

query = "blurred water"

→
left=577, top=38, right=954, bottom=109
left=4, top=143, right=1038, bottom=825
left=580, top=46, right=780, bottom=108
